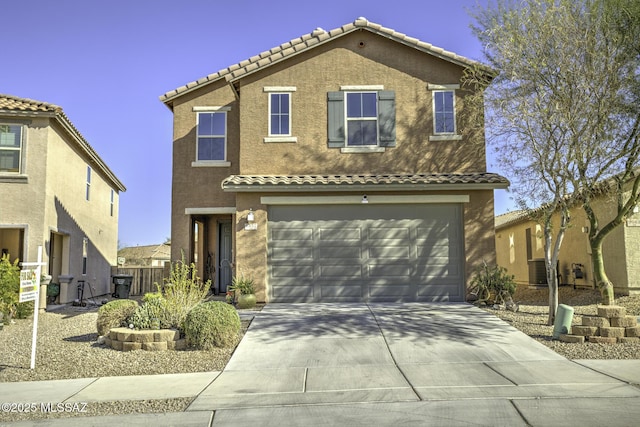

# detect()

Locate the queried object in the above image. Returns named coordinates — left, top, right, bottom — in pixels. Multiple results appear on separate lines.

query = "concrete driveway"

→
left=188, top=302, right=640, bottom=425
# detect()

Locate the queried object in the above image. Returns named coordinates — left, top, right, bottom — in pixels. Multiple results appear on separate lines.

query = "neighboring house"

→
left=117, top=243, right=170, bottom=267
left=495, top=183, right=640, bottom=295
left=0, top=94, right=126, bottom=304
left=160, top=18, right=508, bottom=302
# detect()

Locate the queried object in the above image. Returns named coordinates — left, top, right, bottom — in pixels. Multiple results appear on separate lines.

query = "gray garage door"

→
left=267, top=204, right=464, bottom=302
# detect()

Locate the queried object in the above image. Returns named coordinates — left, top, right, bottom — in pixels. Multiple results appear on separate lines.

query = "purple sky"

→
left=2, top=0, right=512, bottom=247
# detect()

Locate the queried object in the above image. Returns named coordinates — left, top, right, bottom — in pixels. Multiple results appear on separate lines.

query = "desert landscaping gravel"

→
left=1, top=288, right=638, bottom=422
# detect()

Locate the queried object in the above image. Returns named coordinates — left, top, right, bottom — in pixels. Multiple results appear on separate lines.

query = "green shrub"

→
left=469, top=261, right=516, bottom=304
left=230, top=275, right=255, bottom=295
left=130, top=293, right=169, bottom=330
left=96, top=299, right=139, bottom=336
left=157, top=256, right=209, bottom=331
left=0, top=254, right=34, bottom=321
left=183, top=301, right=241, bottom=349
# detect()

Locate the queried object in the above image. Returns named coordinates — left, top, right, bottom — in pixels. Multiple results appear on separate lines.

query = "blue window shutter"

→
left=327, top=91, right=345, bottom=147
left=378, top=90, right=396, bottom=147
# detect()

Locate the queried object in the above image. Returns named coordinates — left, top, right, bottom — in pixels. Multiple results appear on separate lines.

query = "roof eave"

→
left=223, top=182, right=509, bottom=193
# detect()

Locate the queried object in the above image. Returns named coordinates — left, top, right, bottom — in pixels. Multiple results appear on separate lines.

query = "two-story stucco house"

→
left=161, top=18, right=508, bottom=303
left=0, top=95, right=126, bottom=305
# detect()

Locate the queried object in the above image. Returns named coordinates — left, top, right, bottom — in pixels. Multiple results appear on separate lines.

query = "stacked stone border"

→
left=560, top=306, right=640, bottom=344
left=106, top=327, right=187, bottom=351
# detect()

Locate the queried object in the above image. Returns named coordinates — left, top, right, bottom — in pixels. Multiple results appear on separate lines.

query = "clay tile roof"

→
left=0, top=94, right=62, bottom=113
left=160, top=17, right=488, bottom=106
left=494, top=210, right=531, bottom=229
left=222, top=173, right=509, bottom=192
left=0, top=94, right=126, bottom=192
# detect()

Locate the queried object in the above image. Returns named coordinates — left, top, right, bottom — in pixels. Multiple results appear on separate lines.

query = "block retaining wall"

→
left=560, top=306, right=639, bottom=344
left=106, top=327, right=187, bottom=351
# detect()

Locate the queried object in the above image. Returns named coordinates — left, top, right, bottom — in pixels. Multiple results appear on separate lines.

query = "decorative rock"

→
left=122, top=342, right=142, bottom=351
left=581, top=316, right=610, bottom=328
left=117, top=330, right=134, bottom=342
left=625, top=326, right=640, bottom=337
left=588, top=336, right=617, bottom=344
left=597, top=306, right=626, bottom=318
left=572, top=325, right=599, bottom=336
left=154, top=330, right=180, bottom=342
left=610, top=316, right=638, bottom=328
left=142, top=342, right=168, bottom=351
left=134, top=332, right=154, bottom=343
left=559, top=334, right=585, bottom=343
left=599, top=327, right=626, bottom=338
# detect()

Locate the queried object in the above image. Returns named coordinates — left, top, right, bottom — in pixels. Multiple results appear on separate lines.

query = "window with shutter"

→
left=327, top=89, right=395, bottom=149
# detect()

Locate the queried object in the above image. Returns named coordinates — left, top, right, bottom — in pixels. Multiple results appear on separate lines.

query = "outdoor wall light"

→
left=361, top=195, right=368, bottom=204
left=582, top=226, right=589, bottom=234
left=247, top=208, right=255, bottom=222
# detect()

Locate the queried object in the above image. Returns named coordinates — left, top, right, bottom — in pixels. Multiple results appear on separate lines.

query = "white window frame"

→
left=193, top=106, right=231, bottom=167
left=344, top=91, right=379, bottom=147
left=428, top=84, right=462, bottom=141
left=110, top=189, right=115, bottom=217
left=86, top=166, right=91, bottom=201
left=0, top=123, right=24, bottom=174
left=264, top=87, right=297, bottom=143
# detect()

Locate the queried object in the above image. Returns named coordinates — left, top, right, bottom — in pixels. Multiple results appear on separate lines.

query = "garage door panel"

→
left=272, top=264, right=314, bottom=278
left=368, top=227, right=410, bottom=240
left=271, top=246, right=313, bottom=260
left=368, top=263, right=412, bottom=278
left=268, top=204, right=464, bottom=302
left=271, top=228, right=313, bottom=241
left=369, top=245, right=410, bottom=259
left=319, top=227, right=361, bottom=241
left=317, top=246, right=361, bottom=259
left=319, top=264, right=363, bottom=279
left=272, top=283, right=314, bottom=299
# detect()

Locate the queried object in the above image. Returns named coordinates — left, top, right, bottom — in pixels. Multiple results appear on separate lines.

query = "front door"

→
left=218, top=221, right=232, bottom=293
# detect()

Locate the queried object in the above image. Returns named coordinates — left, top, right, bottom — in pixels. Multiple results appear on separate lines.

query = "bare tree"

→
left=464, top=0, right=640, bottom=322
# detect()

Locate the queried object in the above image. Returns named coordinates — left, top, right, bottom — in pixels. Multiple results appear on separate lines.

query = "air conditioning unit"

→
left=528, top=259, right=547, bottom=285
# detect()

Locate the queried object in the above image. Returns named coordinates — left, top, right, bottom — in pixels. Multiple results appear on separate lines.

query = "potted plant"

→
left=230, top=275, right=256, bottom=309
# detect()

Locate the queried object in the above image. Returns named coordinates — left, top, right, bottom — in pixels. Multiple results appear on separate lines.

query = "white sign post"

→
left=20, top=246, right=46, bottom=370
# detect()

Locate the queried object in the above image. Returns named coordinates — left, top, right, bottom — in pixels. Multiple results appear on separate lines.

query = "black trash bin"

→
left=112, top=275, right=133, bottom=299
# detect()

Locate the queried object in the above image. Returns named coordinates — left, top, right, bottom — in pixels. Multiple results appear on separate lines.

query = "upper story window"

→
left=0, top=124, right=23, bottom=173
left=433, top=91, right=455, bottom=133
left=428, top=84, right=462, bottom=141
left=328, top=86, right=395, bottom=153
left=346, top=92, right=377, bottom=146
left=264, top=87, right=297, bottom=143
left=193, top=106, right=231, bottom=167
left=270, top=93, right=290, bottom=135
left=86, top=166, right=92, bottom=201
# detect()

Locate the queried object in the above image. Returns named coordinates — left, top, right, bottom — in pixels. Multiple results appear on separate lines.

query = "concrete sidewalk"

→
left=2, top=303, right=640, bottom=426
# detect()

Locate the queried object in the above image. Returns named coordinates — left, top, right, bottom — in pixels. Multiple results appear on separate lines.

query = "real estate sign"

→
left=19, top=268, right=39, bottom=302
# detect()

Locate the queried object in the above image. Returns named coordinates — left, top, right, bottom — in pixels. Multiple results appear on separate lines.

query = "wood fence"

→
left=111, top=266, right=168, bottom=296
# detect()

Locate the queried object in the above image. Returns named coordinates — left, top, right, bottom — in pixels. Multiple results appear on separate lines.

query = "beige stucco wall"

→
left=1, top=114, right=121, bottom=302
left=236, top=32, right=485, bottom=175
left=170, top=79, right=239, bottom=262
left=45, top=121, right=120, bottom=298
left=496, top=192, right=638, bottom=294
